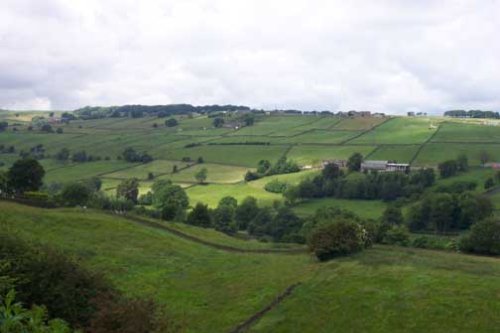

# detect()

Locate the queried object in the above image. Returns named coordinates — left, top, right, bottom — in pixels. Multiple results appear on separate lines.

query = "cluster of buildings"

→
left=322, top=159, right=410, bottom=173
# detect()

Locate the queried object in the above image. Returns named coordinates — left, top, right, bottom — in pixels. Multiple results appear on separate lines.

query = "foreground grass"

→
left=250, top=246, right=500, bottom=333
left=0, top=202, right=313, bottom=333
left=1, top=202, right=499, bottom=332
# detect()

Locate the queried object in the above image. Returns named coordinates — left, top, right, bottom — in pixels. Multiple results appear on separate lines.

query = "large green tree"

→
left=7, top=158, right=45, bottom=193
left=347, top=153, right=363, bottom=172
left=116, top=178, right=139, bottom=203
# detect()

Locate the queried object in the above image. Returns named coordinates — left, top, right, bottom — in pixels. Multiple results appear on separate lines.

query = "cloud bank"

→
left=1, top=0, right=499, bottom=113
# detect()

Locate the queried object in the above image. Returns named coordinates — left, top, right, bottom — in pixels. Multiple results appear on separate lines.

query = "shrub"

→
left=264, top=179, right=288, bottom=193
left=60, top=182, right=92, bottom=206
left=382, top=225, right=410, bottom=246
left=458, top=219, right=500, bottom=255
left=308, top=220, right=368, bottom=261
left=165, top=118, right=178, bottom=127
left=187, top=203, right=212, bottom=228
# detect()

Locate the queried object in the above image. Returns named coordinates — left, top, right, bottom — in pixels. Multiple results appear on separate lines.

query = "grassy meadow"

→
left=2, top=113, right=500, bottom=216
left=1, top=201, right=498, bottom=332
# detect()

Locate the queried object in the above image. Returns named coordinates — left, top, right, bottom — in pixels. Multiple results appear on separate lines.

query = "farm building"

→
left=484, top=162, right=500, bottom=169
left=361, top=160, right=410, bottom=172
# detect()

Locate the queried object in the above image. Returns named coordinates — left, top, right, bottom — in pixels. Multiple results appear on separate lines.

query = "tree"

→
left=219, top=196, right=237, bottom=208
left=187, top=203, right=212, bottom=227
left=243, top=113, right=255, bottom=126
left=213, top=117, right=224, bottom=128
left=60, top=182, right=92, bottom=206
left=195, top=168, right=208, bottom=184
left=244, top=171, right=260, bottom=181
left=0, top=121, right=8, bottom=131
left=40, top=124, right=53, bottom=133
left=479, top=151, right=491, bottom=166
left=152, top=180, right=189, bottom=221
left=116, top=178, right=139, bottom=203
left=172, top=165, right=178, bottom=173
left=484, top=177, right=495, bottom=189
left=458, top=219, right=500, bottom=255
left=248, top=207, right=274, bottom=237
left=213, top=204, right=237, bottom=234
left=438, top=160, right=458, bottom=178
left=268, top=206, right=303, bottom=242
left=456, top=154, right=468, bottom=172
left=308, top=220, right=368, bottom=261
left=197, top=156, right=204, bottom=164
left=55, top=148, right=70, bottom=161
left=7, top=158, right=45, bottom=193
left=381, top=206, right=404, bottom=226
left=430, top=193, right=455, bottom=233
left=257, top=160, right=271, bottom=174
left=235, top=196, right=259, bottom=230
left=72, top=151, right=88, bottom=163
left=56, top=127, right=64, bottom=134
left=322, top=163, right=342, bottom=180
left=165, top=118, right=178, bottom=127
left=347, top=153, right=363, bottom=172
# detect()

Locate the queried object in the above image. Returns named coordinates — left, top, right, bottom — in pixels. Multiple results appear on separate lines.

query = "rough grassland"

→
left=0, top=202, right=313, bottom=333
left=250, top=246, right=500, bottom=333
left=1, top=202, right=498, bottom=333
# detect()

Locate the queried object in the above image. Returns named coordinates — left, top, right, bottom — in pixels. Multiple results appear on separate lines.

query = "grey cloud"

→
left=0, top=0, right=499, bottom=113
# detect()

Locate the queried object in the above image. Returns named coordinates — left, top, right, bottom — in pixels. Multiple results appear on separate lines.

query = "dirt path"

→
left=118, top=214, right=307, bottom=255
left=229, top=283, right=301, bottom=333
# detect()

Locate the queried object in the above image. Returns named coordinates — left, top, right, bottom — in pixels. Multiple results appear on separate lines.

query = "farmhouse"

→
left=361, top=160, right=410, bottom=173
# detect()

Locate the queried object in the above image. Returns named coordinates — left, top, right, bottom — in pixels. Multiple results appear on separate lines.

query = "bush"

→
left=0, top=233, right=112, bottom=327
left=187, top=203, right=212, bottom=228
left=60, top=182, right=92, bottom=206
left=458, top=219, right=500, bottom=255
left=308, top=220, right=369, bottom=261
left=264, top=179, right=288, bottom=193
left=382, top=226, right=410, bottom=246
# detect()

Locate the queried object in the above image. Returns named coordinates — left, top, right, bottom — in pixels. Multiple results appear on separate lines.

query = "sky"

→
left=1, top=0, right=499, bottom=114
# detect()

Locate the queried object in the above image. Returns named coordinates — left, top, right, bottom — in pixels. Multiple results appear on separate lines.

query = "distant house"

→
left=359, top=111, right=371, bottom=117
left=361, top=160, right=410, bottom=173
left=322, top=160, right=347, bottom=168
left=484, top=162, right=500, bottom=169
left=361, top=160, right=388, bottom=172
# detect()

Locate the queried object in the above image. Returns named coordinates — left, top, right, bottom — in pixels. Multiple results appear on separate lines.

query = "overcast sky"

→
left=1, top=0, right=499, bottom=114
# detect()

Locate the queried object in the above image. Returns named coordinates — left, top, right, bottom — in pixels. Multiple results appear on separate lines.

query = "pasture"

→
left=1, top=113, right=500, bottom=216
left=1, top=201, right=498, bottom=333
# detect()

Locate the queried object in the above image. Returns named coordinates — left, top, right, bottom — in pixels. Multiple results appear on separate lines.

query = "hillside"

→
left=0, top=201, right=498, bottom=332
left=1, top=112, right=500, bottom=216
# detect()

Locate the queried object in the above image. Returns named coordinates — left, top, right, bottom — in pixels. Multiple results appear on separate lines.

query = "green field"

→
left=1, top=113, right=500, bottom=218
left=367, top=145, right=421, bottom=163
left=432, top=122, right=500, bottom=143
left=287, top=145, right=375, bottom=166
left=1, top=201, right=498, bottom=333
left=351, top=117, right=437, bottom=144
left=414, top=143, right=500, bottom=167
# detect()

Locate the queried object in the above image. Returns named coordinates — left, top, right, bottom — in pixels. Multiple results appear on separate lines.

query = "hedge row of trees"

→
left=245, top=157, right=300, bottom=181
left=285, top=163, right=436, bottom=203
left=187, top=197, right=304, bottom=242
left=74, top=104, right=251, bottom=119
left=444, top=110, right=500, bottom=119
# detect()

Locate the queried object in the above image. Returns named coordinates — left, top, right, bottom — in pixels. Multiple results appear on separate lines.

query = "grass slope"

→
left=1, top=202, right=498, bottom=333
